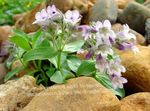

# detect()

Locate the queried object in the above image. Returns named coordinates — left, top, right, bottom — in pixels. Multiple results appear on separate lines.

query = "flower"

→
left=64, top=10, right=82, bottom=26
left=95, top=54, right=109, bottom=74
left=47, top=5, right=62, bottom=20
left=33, top=9, right=49, bottom=26
left=111, top=74, right=127, bottom=89
left=116, top=24, right=136, bottom=41
left=107, top=56, right=126, bottom=76
left=93, top=20, right=116, bottom=47
left=76, top=25, right=94, bottom=40
left=131, top=45, right=140, bottom=54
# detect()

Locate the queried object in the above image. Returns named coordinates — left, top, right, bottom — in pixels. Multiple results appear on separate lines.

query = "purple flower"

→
left=111, top=74, right=127, bottom=89
left=33, top=9, right=49, bottom=26
left=95, top=54, right=109, bottom=74
left=85, top=51, right=93, bottom=59
left=64, top=10, right=82, bottom=26
left=47, top=5, right=62, bottom=20
left=77, top=25, right=94, bottom=40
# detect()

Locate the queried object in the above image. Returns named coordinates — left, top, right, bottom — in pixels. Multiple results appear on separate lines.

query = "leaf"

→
left=23, top=46, right=57, bottom=62
left=50, top=71, right=64, bottom=84
left=49, top=52, right=67, bottom=68
left=46, top=68, right=55, bottom=78
left=10, top=29, right=31, bottom=50
left=63, top=40, right=85, bottom=53
left=67, top=56, right=81, bottom=72
left=4, top=66, right=25, bottom=82
left=77, top=60, right=96, bottom=76
left=32, top=29, right=44, bottom=48
left=94, top=74, right=125, bottom=98
left=61, top=68, right=75, bottom=79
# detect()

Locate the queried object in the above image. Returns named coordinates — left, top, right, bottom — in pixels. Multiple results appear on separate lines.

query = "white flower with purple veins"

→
left=116, top=24, right=136, bottom=41
left=95, top=54, right=109, bottom=74
left=64, top=10, right=82, bottom=25
left=94, top=20, right=116, bottom=47
left=47, top=5, right=61, bottom=20
left=111, top=74, right=127, bottom=89
left=77, top=25, right=94, bottom=40
left=107, top=57, right=126, bottom=77
left=33, top=9, right=49, bottom=26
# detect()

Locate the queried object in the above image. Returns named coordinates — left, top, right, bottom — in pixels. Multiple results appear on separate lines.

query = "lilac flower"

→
left=111, top=75, right=127, bottom=89
left=47, top=5, right=62, bottom=20
left=116, top=24, right=136, bottom=41
left=64, top=10, right=82, bottom=26
left=85, top=51, right=93, bottom=59
left=33, top=9, right=49, bottom=26
left=107, top=57, right=126, bottom=77
left=95, top=54, right=109, bottom=74
left=76, top=25, right=94, bottom=40
left=93, top=20, right=116, bottom=47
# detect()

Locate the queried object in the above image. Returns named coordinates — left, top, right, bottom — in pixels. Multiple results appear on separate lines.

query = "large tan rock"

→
left=0, top=76, right=45, bottom=111
left=118, top=46, right=150, bottom=92
left=121, top=92, right=150, bottom=111
left=112, top=23, right=146, bottom=45
left=21, top=77, right=120, bottom=111
left=116, top=0, right=135, bottom=9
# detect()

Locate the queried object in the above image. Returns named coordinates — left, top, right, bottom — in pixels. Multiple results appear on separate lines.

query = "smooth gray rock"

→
left=145, top=18, right=150, bottom=44
left=118, top=2, right=150, bottom=34
left=89, top=0, right=118, bottom=23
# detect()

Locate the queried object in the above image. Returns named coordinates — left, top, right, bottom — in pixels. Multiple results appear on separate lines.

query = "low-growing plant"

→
left=5, top=5, right=139, bottom=98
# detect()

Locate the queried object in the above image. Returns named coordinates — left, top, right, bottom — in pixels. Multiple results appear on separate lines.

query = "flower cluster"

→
left=77, top=20, right=139, bottom=89
left=33, top=5, right=138, bottom=89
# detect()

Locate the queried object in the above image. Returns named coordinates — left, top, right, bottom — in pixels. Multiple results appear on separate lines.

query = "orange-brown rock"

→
left=0, top=25, right=12, bottom=42
left=116, top=0, right=135, bottom=9
left=118, top=46, right=150, bottom=92
left=21, top=77, right=120, bottom=111
left=112, top=23, right=146, bottom=45
left=121, top=92, right=150, bottom=111
left=0, top=76, right=45, bottom=111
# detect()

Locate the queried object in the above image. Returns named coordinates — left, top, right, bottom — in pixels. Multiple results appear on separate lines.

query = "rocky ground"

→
left=0, top=0, right=150, bottom=111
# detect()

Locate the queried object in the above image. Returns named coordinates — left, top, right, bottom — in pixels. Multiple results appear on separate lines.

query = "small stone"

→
left=121, top=92, right=150, bottom=111
left=21, top=77, right=120, bottom=111
left=118, top=2, right=150, bottom=34
left=116, top=0, right=135, bottom=9
left=0, top=76, right=45, bottom=111
left=0, top=25, right=12, bottom=42
left=118, top=45, right=150, bottom=92
left=89, top=0, right=118, bottom=23
left=145, top=18, right=150, bottom=44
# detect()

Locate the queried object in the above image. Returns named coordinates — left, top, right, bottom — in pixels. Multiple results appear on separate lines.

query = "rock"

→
left=0, top=76, right=45, bottom=111
left=21, top=77, right=120, bottom=111
left=121, top=92, right=150, bottom=111
left=145, top=18, right=150, bottom=44
left=15, top=2, right=45, bottom=33
left=89, top=0, right=118, bottom=23
left=118, top=45, right=150, bottom=92
left=0, top=25, right=12, bottom=42
left=112, top=23, right=146, bottom=45
left=13, top=13, right=25, bottom=23
left=116, top=0, right=135, bottom=9
left=118, top=2, right=150, bottom=34
left=0, top=63, right=6, bottom=84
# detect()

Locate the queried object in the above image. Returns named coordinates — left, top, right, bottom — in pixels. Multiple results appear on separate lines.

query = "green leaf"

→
left=61, top=68, right=75, bottom=79
left=46, top=68, right=55, bottom=78
left=4, top=66, right=25, bottom=82
left=94, top=74, right=125, bottom=98
left=67, top=56, right=81, bottom=72
left=50, top=71, right=64, bottom=84
left=63, top=40, right=85, bottom=53
left=77, top=60, right=96, bottom=76
left=49, top=52, right=67, bottom=68
left=32, top=29, right=44, bottom=48
left=23, top=46, right=57, bottom=62
left=10, top=29, right=31, bottom=50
